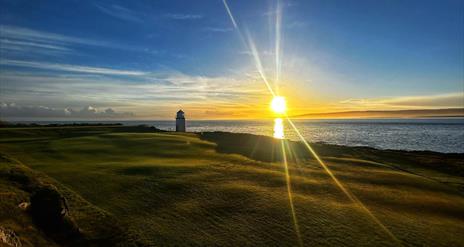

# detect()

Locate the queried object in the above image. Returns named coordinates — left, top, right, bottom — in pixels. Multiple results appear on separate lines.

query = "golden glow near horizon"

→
left=273, top=118, right=284, bottom=139
left=271, top=96, right=287, bottom=114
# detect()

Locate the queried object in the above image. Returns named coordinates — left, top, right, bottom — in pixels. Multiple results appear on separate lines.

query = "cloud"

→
left=0, top=68, right=268, bottom=119
left=0, top=59, right=147, bottom=76
left=286, top=21, right=307, bottom=29
left=285, top=1, right=299, bottom=7
left=0, top=25, right=106, bottom=47
left=0, top=41, right=71, bottom=57
left=0, top=39, right=71, bottom=51
left=0, top=25, right=160, bottom=57
left=262, top=10, right=279, bottom=17
left=164, top=13, right=203, bottom=20
left=262, top=1, right=298, bottom=16
left=0, top=25, right=109, bottom=58
left=94, top=4, right=143, bottom=23
left=202, top=27, right=233, bottom=32
left=340, top=93, right=464, bottom=109
left=0, top=103, right=135, bottom=119
left=0, top=40, right=270, bottom=119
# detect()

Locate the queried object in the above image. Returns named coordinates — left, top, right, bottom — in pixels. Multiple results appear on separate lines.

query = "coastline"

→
left=2, top=119, right=464, bottom=153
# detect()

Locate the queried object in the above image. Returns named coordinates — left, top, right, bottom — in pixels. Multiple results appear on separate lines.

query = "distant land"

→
left=295, top=108, right=464, bottom=119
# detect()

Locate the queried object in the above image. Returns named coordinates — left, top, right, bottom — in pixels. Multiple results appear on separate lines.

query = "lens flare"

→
left=275, top=0, right=282, bottom=88
left=245, top=31, right=276, bottom=96
left=223, top=0, right=400, bottom=245
left=285, top=116, right=401, bottom=245
left=222, top=0, right=276, bottom=96
left=281, top=140, right=303, bottom=246
left=222, top=0, right=237, bottom=29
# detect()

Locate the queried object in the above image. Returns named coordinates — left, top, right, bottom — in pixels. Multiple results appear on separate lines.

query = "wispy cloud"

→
left=0, top=68, right=268, bottom=119
left=340, top=93, right=464, bottom=109
left=286, top=21, right=307, bottom=29
left=0, top=25, right=108, bottom=58
left=0, top=25, right=106, bottom=47
left=0, top=42, right=71, bottom=57
left=262, top=10, right=279, bottom=17
left=202, top=27, right=233, bottom=32
left=1, top=103, right=134, bottom=119
left=1, top=59, right=147, bottom=76
left=0, top=25, right=160, bottom=58
left=164, top=13, right=203, bottom=20
left=0, top=39, right=71, bottom=51
left=285, top=1, right=299, bottom=7
left=94, top=4, right=143, bottom=23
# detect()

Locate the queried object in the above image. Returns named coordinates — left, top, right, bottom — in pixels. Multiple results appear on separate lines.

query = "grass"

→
left=0, top=126, right=463, bottom=246
left=0, top=154, right=139, bottom=246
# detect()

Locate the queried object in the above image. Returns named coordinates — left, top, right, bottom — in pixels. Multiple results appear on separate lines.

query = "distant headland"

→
left=294, top=108, right=464, bottom=119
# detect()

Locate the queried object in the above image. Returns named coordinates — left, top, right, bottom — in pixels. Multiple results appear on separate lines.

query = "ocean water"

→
left=17, top=118, right=464, bottom=153
left=147, top=118, right=464, bottom=153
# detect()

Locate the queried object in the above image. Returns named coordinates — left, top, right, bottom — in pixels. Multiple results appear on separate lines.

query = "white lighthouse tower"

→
left=176, top=110, right=186, bottom=132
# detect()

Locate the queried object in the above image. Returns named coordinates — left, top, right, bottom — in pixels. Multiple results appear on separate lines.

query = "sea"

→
left=17, top=118, right=464, bottom=153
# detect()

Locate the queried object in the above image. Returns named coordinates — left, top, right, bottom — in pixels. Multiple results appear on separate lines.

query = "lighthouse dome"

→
left=176, top=110, right=185, bottom=118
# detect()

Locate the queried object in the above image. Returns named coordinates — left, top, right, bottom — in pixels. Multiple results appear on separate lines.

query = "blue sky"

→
left=0, top=0, right=463, bottom=120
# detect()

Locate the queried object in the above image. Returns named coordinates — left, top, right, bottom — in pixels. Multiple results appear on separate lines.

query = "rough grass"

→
left=0, top=126, right=463, bottom=246
left=0, top=155, right=139, bottom=246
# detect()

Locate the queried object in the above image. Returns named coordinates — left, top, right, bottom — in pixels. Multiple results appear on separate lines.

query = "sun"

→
left=271, top=96, right=287, bottom=114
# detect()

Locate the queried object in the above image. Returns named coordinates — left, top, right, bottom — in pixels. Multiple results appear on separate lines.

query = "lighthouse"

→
left=176, top=110, right=186, bottom=132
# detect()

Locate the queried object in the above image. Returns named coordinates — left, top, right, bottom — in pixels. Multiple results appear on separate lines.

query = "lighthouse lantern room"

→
left=176, top=110, right=186, bottom=132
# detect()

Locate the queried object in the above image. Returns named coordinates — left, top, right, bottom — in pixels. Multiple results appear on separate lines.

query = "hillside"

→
left=0, top=126, right=463, bottom=246
left=0, top=155, right=139, bottom=246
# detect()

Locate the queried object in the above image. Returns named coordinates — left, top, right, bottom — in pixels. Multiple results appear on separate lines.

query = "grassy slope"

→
left=0, top=155, right=139, bottom=246
left=0, top=156, right=57, bottom=247
left=200, top=132, right=464, bottom=191
left=0, top=126, right=463, bottom=246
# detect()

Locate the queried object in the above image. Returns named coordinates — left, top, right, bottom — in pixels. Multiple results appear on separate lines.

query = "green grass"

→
left=0, top=154, right=138, bottom=246
left=1, top=126, right=463, bottom=246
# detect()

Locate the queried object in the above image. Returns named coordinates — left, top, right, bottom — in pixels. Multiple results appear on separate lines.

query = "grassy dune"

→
left=0, top=126, right=463, bottom=246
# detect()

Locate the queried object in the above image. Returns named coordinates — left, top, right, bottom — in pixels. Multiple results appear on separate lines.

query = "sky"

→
left=0, top=0, right=463, bottom=120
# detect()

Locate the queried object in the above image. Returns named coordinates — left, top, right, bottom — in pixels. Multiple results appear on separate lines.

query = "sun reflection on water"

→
left=273, top=118, right=284, bottom=139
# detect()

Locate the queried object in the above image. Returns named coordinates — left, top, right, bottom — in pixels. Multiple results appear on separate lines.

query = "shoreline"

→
left=2, top=122, right=463, bottom=154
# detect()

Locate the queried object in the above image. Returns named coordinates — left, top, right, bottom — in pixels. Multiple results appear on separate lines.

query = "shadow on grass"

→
left=199, top=132, right=311, bottom=162
left=199, top=131, right=464, bottom=180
